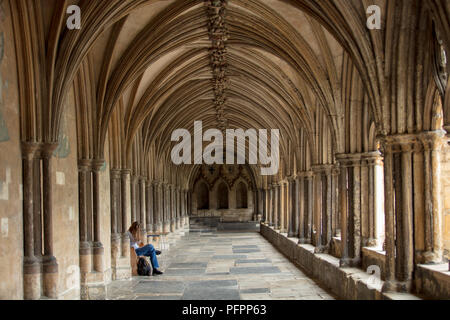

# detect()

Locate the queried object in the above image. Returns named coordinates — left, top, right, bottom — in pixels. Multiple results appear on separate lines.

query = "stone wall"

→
left=442, top=143, right=450, bottom=259
left=260, top=224, right=423, bottom=300
left=52, top=87, right=80, bottom=300
left=191, top=165, right=255, bottom=222
left=0, top=0, right=23, bottom=299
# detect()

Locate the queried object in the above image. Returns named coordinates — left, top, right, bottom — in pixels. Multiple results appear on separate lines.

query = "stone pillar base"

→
left=163, top=221, right=171, bottom=234
left=121, top=235, right=130, bottom=258
left=23, top=260, right=41, bottom=300
left=170, top=219, right=176, bottom=232
left=111, top=236, right=131, bottom=281
left=421, top=250, right=444, bottom=265
left=153, top=222, right=163, bottom=233
left=382, top=279, right=413, bottom=293
left=80, top=270, right=109, bottom=300
left=43, top=256, right=59, bottom=299
left=93, top=243, right=105, bottom=272
left=314, top=245, right=329, bottom=254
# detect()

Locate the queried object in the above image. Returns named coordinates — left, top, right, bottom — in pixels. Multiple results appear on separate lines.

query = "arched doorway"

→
left=236, top=182, right=248, bottom=209
left=197, top=182, right=209, bottom=210
left=217, top=182, right=229, bottom=209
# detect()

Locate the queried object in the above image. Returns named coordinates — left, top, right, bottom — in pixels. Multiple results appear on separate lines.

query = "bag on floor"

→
left=137, top=257, right=152, bottom=276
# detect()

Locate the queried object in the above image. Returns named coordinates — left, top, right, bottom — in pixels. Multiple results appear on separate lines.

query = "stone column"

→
left=288, top=177, right=297, bottom=237
left=110, top=169, right=122, bottom=279
left=268, top=187, right=274, bottom=226
left=78, top=160, right=92, bottom=277
left=92, top=160, right=105, bottom=273
left=146, top=181, right=153, bottom=233
left=305, top=173, right=314, bottom=244
left=337, top=154, right=362, bottom=267
left=163, top=184, right=171, bottom=233
left=139, top=177, right=146, bottom=235
left=420, top=131, right=447, bottom=263
left=33, top=150, right=42, bottom=262
left=380, top=135, right=421, bottom=292
left=273, top=184, right=280, bottom=230
left=331, top=167, right=340, bottom=237
left=312, top=166, right=324, bottom=252
left=152, top=181, right=161, bottom=233
left=169, top=185, right=176, bottom=232
left=297, top=174, right=306, bottom=243
left=130, top=175, right=138, bottom=223
left=120, top=169, right=131, bottom=259
left=41, top=144, right=59, bottom=299
left=22, top=143, right=40, bottom=300
left=280, top=182, right=287, bottom=233
left=362, top=152, right=383, bottom=247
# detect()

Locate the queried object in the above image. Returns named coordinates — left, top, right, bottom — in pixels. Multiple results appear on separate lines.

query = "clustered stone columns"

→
left=110, top=169, right=122, bottom=279
left=145, top=181, right=154, bottom=234
left=15, top=142, right=60, bottom=299
left=298, top=172, right=314, bottom=244
left=139, top=177, right=147, bottom=236
left=273, top=183, right=280, bottom=230
left=163, top=184, right=171, bottom=233
left=152, top=181, right=162, bottom=233
left=170, top=185, right=176, bottom=232
left=287, top=177, right=298, bottom=238
left=381, top=131, right=447, bottom=293
left=267, top=186, right=274, bottom=226
left=311, top=165, right=334, bottom=253
left=21, top=142, right=60, bottom=300
left=78, top=159, right=106, bottom=299
left=337, top=154, right=364, bottom=268
left=120, top=170, right=131, bottom=260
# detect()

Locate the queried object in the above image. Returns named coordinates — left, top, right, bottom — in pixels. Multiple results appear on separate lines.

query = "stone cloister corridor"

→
left=105, top=230, right=336, bottom=301
left=0, top=0, right=450, bottom=301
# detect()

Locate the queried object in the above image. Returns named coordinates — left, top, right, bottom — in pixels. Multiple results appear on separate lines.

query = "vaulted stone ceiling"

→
left=78, top=0, right=347, bottom=185
left=11, top=0, right=450, bottom=189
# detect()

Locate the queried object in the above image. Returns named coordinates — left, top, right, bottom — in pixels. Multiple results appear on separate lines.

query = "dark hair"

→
left=128, top=221, right=140, bottom=239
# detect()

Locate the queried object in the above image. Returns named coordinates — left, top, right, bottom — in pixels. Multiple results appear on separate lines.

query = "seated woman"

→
left=127, top=222, right=163, bottom=275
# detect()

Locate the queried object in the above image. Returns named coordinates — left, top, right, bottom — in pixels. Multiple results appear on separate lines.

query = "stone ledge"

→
left=416, top=264, right=450, bottom=299
left=260, top=224, right=421, bottom=300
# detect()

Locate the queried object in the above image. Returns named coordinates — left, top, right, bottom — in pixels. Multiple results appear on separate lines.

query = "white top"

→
left=127, top=231, right=140, bottom=250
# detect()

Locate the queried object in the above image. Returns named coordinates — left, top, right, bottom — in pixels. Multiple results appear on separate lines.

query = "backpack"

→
left=137, top=257, right=152, bottom=276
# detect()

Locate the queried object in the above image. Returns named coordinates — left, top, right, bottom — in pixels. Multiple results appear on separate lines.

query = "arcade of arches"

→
left=0, top=0, right=450, bottom=300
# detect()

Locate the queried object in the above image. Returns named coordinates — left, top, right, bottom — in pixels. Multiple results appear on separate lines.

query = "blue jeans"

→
left=135, top=244, right=160, bottom=269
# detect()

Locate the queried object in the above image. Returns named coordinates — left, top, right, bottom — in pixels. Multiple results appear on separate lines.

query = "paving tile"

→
left=164, top=268, right=206, bottom=276
left=182, top=288, right=240, bottom=300
left=169, top=262, right=208, bottom=269
left=212, top=255, right=247, bottom=260
left=235, top=259, right=271, bottom=264
left=240, top=288, right=271, bottom=294
left=230, top=266, right=281, bottom=274
left=105, top=230, right=334, bottom=301
left=133, top=281, right=185, bottom=294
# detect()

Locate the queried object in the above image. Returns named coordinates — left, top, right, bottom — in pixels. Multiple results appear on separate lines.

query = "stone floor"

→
left=105, top=231, right=336, bottom=300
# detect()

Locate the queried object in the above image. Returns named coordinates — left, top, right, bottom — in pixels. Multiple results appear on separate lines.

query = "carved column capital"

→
left=41, top=143, right=58, bottom=159
left=419, top=130, right=447, bottom=151
left=110, top=169, right=122, bottom=180
left=21, top=142, right=40, bottom=160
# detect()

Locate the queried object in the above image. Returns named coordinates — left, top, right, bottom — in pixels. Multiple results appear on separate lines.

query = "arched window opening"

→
left=197, top=182, right=209, bottom=210
left=218, top=182, right=229, bottom=209
left=236, top=182, right=248, bottom=209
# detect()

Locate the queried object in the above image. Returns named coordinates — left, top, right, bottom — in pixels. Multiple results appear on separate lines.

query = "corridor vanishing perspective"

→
left=0, top=0, right=450, bottom=300
left=106, top=230, right=335, bottom=300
